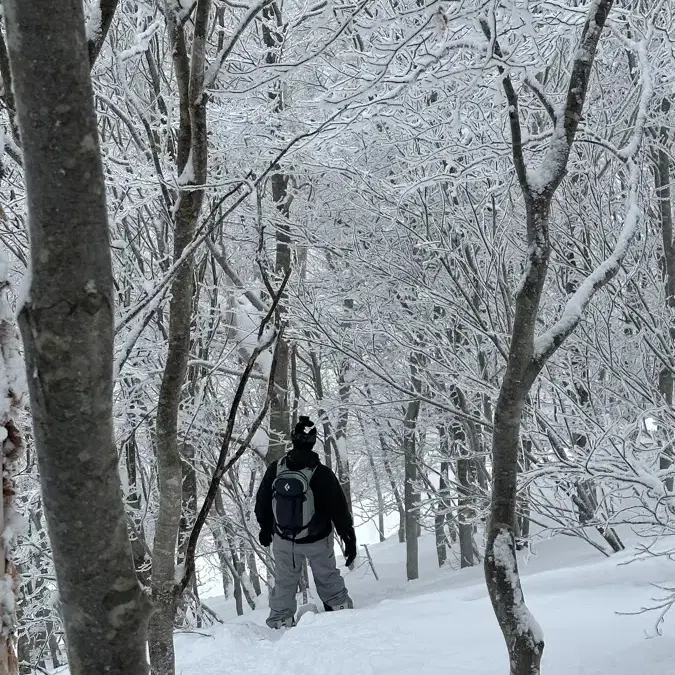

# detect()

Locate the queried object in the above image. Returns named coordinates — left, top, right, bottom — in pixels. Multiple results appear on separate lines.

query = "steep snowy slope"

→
left=176, top=534, right=675, bottom=675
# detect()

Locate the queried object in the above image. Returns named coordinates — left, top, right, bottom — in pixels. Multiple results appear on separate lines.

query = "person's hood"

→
left=285, top=447, right=320, bottom=470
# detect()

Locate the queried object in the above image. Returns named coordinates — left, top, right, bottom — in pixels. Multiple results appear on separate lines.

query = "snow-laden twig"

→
left=114, top=285, right=169, bottom=379
left=118, top=19, right=162, bottom=62
left=116, top=110, right=345, bottom=334
left=203, top=0, right=269, bottom=91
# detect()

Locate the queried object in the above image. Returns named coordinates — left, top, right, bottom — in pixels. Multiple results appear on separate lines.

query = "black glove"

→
left=259, top=529, right=273, bottom=547
left=343, top=533, right=357, bottom=567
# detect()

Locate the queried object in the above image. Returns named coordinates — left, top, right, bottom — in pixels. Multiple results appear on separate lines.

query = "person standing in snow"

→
left=255, top=415, right=357, bottom=628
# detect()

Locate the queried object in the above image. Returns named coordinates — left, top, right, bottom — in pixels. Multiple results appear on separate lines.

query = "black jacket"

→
left=255, top=447, right=355, bottom=545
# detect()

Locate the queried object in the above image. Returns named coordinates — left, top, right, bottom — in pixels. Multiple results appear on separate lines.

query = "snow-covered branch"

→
left=527, top=0, right=615, bottom=195
left=203, top=0, right=269, bottom=91
left=532, top=162, right=641, bottom=366
left=479, top=17, right=528, bottom=192
left=86, top=0, right=119, bottom=66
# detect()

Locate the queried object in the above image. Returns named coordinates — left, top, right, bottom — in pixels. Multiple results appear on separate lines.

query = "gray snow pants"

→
left=267, top=533, right=351, bottom=628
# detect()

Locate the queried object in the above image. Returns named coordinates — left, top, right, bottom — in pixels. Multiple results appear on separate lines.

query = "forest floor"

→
left=175, top=531, right=675, bottom=675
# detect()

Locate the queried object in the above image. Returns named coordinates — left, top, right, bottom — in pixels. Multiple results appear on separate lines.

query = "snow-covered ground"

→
left=177, top=533, right=675, bottom=675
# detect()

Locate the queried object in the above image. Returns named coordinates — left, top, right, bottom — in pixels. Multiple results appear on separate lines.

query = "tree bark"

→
left=654, top=117, right=675, bottom=491
left=447, top=390, right=475, bottom=569
left=125, top=433, right=151, bottom=585
left=309, top=350, right=334, bottom=471
left=334, top=353, right=353, bottom=510
left=435, top=426, right=451, bottom=567
left=149, top=2, right=210, bottom=673
left=404, top=356, right=422, bottom=581
left=0, top=263, right=24, bottom=675
left=263, top=0, right=292, bottom=465
left=368, top=448, right=386, bottom=542
left=481, top=3, right=617, bottom=672
left=5, top=1, right=149, bottom=672
left=381, top=434, right=406, bottom=543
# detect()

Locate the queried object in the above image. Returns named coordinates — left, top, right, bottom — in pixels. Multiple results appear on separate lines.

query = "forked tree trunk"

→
left=481, top=3, right=625, bottom=672
left=5, top=1, right=149, bottom=672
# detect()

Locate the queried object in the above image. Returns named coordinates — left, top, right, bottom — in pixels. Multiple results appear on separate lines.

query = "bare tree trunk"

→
left=126, top=433, right=152, bottom=585
left=447, top=394, right=475, bottom=569
left=310, top=350, right=334, bottom=470
left=381, top=434, right=406, bottom=543
left=6, top=1, right=149, bottom=672
left=245, top=473, right=263, bottom=597
left=179, top=443, right=198, bottom=565
left=435, top=426, right=451, bottom=567
left=224, top=533, right=256, bottom=615
left=247, top=550, right=262, bottom=596
left=456, top=455, right=475, bottom=568
left=404, top=357, right=422, bottom=581
left=211, top=523, right=231, bottom=599
left=150, top=2, right=210, bottom=672
left=263, top=0, right=292, bottom=465
left=481, top=4, right=620, bottom=672
left=654, top=116, right=675, bottom=491
left=368, top=449, right=386, bottom=542
left=231, top=558, right=244, bottom=617
left=334, top=354, right=353, bottom=510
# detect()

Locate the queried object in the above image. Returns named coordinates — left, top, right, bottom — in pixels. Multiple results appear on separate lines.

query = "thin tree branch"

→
left=524, top=76, right=556, bottom=124
left=479, top=17, right=528, bottom=193
left=206, top=238, right=266, bottom=312
left=203, top=0, right=270, bottom=91
left=178, top=269, right=291, bottom=595
left=531, top=161, right=641, bottom=371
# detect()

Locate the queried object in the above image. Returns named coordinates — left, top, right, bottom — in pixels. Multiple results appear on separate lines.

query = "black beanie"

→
left=292, top=415, right=317, bottom=449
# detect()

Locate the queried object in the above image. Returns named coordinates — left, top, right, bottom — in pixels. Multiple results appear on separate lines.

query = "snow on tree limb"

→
left=117, top=20, right=163, bottom=62
left=616, top=36, right=653, bottom=161
left=525, top=0, right=616, bottom=196
left=532, top=162, right=642, bottom=366
left=86, top=0, right=119, bottom=66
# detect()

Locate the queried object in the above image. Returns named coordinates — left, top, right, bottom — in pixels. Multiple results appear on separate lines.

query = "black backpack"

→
left=272, top=457, right=317, bottom=539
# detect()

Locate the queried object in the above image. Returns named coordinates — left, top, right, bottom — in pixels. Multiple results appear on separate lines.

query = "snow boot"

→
left=272, top=616, right=296, bottom=629
left=323, top=598, right=353, bottom=612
